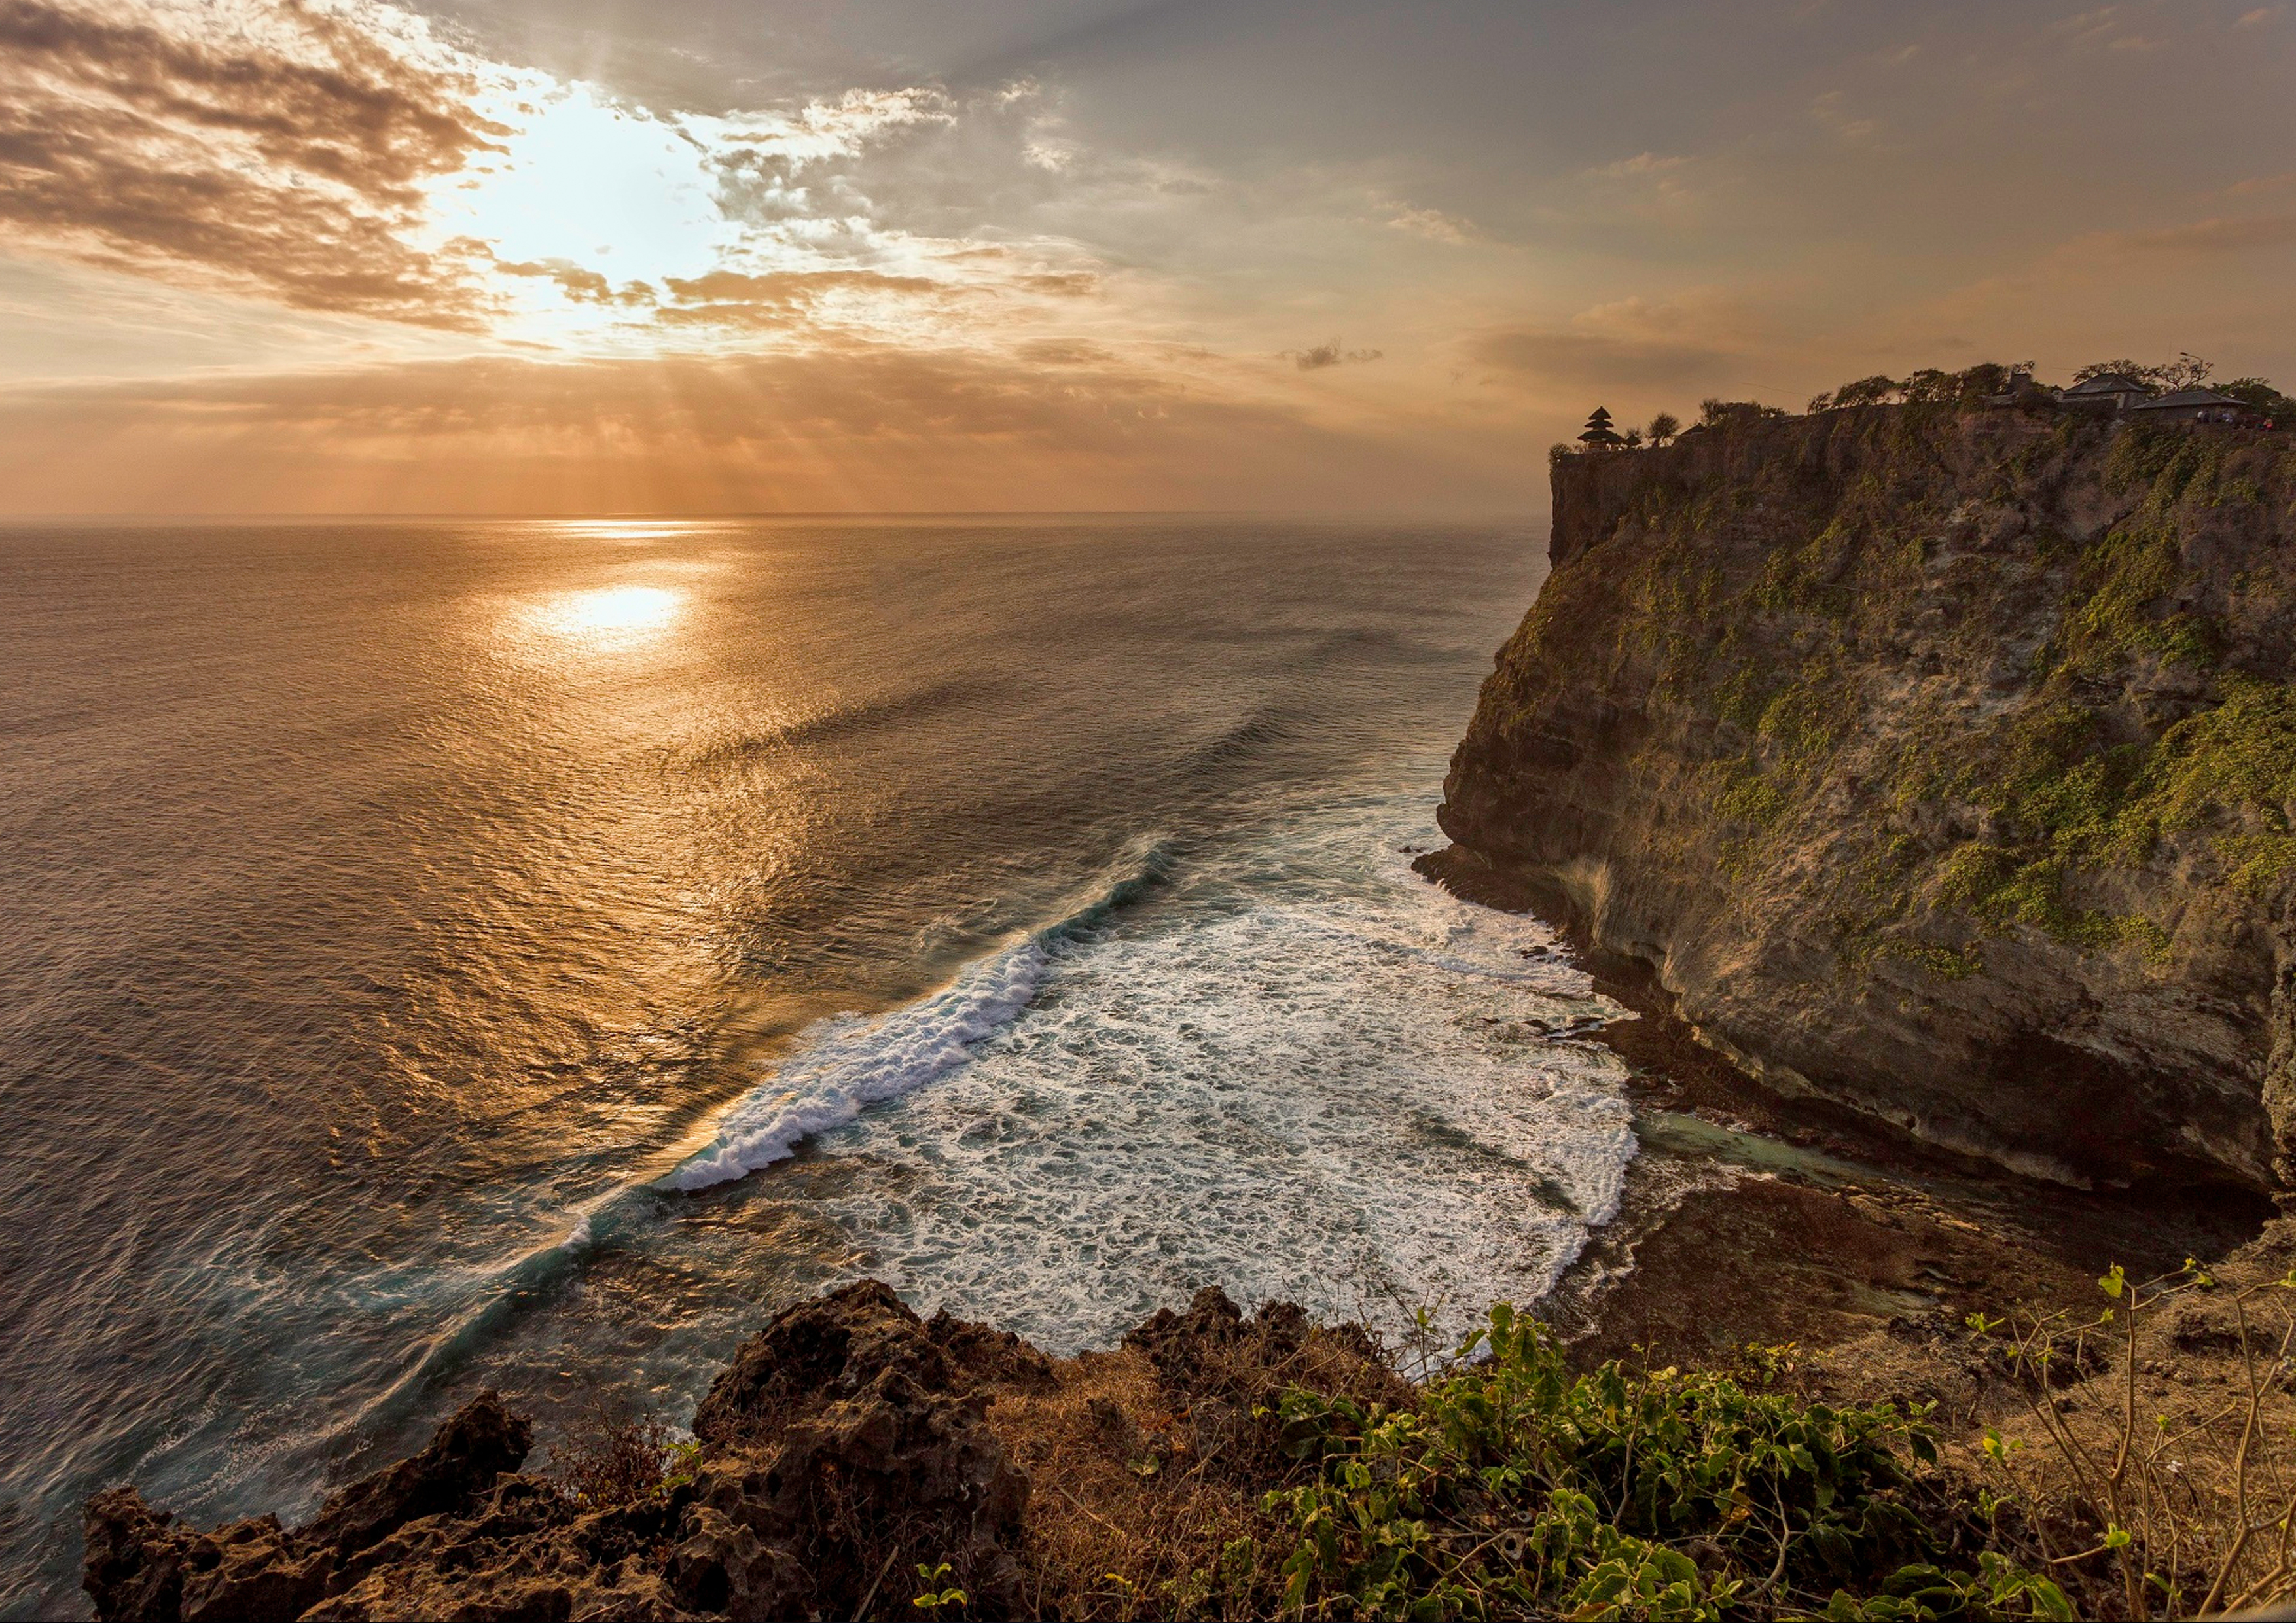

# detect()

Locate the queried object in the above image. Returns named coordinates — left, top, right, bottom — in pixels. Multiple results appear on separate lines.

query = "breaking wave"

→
left=664, top=849, right=1170, bottom=1192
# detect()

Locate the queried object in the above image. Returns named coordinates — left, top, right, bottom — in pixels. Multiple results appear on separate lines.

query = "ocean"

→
left=0, top=515, right=1635, bottom=1616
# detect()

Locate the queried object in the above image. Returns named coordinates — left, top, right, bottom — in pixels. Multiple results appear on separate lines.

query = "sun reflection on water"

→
left=525, top=585, right=686, bottom=647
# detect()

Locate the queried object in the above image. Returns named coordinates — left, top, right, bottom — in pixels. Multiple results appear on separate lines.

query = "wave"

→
left=662, top=845, right=1170, bottom=1192
left=334, top=846, right=1169, bottom=1442
left=683, top=680, right=983, bottom=770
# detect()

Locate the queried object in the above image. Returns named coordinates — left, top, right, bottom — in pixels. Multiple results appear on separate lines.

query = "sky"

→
left=0, top=0, right=2291, bottom=515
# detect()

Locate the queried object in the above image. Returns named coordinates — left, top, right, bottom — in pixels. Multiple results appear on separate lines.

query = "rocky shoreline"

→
left=1419, top=840, right=2271, bottom=1368
left=79, top=932, right=2278, bottom=1620
left=79, top=1281, right=1406, bottom=1622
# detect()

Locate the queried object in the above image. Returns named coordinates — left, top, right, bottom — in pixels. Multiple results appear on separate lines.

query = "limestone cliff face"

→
left=1436, top=406, right=2296, bottom=1192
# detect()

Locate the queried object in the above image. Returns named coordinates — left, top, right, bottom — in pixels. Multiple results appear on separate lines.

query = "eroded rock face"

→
left=1435, top=406, right=2296, bottom=1192
left=83, top=1284, right=1033, bottom=1622
left=84, top=1394, right=535, bottom=1623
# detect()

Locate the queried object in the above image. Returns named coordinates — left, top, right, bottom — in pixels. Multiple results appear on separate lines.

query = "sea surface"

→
left=0, top=516, right=1636, bottom=1616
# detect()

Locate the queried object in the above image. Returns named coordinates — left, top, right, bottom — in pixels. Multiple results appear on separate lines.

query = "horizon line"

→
left=0, top=507, right=1549, bottom=524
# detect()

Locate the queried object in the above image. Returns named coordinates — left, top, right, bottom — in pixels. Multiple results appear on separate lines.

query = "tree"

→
left=1646, top=411, right=1681, bottom=445
left=1899, top=368, right=1955, bottom=404
left=2221, top=377, right=2293, bottom=416
left=1577, top=406, right=1624, bottom=448
left=1700, top=397, right=1787, bottom=427
left=1806, top=391, right=1835, bottom=414
left=1831, top=374, right=1900, bottom=408
left=1951, top=362, right=2017, bottom=404
left=2073, top=353, right=2214, bottom=392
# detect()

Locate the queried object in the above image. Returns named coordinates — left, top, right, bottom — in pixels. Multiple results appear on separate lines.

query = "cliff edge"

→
left=1432, top=404, right=2296, bottom=1192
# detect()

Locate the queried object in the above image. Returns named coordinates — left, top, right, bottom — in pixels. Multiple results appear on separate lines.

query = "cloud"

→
left=1588, top=152, right=1689, bottom=181
left=1470, top=292, right=1765, bottom=390
left=0, top=346, right=1524, bottom=514
left=2112, top=214, right=2296, bottom=252
left=494, top=257, right=653, bottom=307
left=1286, top=339, right=1383, bottom=371
left=1809, top=90, right=1878, bottom=144
left=1472, top=329, right=1736, bottom=389
left=0, top=0, right=507, bottom=327
left=652, top=268, right=948, bottom=331
left=1387, top=205, right=1475, bottom=244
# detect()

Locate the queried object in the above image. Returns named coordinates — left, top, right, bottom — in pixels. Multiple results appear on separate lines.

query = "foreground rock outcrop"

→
left=1430, top=403, right=2296, bottom=1192
left=82, top=1282, right=1397, bottom=1622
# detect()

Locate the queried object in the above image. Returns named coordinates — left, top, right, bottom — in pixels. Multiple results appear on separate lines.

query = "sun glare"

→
left=527, top=584, right=685, bottom=645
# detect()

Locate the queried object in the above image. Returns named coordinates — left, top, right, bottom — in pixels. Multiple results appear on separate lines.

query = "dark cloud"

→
left=1471, top=329, right=1736, bottom=389
left=1288, top=339, right=1382, bottom=371
left=0, top=0, right=507, bottom=326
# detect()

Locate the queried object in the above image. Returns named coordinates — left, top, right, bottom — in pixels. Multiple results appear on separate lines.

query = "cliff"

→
left=1432, top=405, right=2296, bottom=1193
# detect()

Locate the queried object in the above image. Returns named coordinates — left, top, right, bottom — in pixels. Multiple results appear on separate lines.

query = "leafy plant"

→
left=1263, top=1304, right=2068, bottom=1620
left=914, top=1561, right=969, bottom=1618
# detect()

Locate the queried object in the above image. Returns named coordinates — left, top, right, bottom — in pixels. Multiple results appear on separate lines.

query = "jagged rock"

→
left=82, top=1489, right=192, bottom=1623
left=681, top=1281, right=1031, bottom=1618
left=83, top=1393, right=533, bottom=1622
left=84, top=1286, right=1033, bottom=1622
left=302, top=1390, right=531, bottom=1557
left=1124, top=1286, right=1404, bottom=1473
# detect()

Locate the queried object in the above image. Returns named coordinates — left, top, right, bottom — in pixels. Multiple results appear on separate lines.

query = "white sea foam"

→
left=665, top=938, right=1051, bottom=1191
left=800, top=791, right=1641, bottom=1353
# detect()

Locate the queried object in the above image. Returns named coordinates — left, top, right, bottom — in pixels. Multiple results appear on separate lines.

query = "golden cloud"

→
left=653, top=268, right=945, bottom=330
left=0, top=346, right=1526, bottom=514
left=0, top=0, right=507, bottom=327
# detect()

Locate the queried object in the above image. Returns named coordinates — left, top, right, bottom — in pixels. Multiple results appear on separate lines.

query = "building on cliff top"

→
left=1984, top=369, right=2056, bottom=408
left=2130, top=387, right=2259, bottom=425
left=2056, top=372, right=2153, bottom=412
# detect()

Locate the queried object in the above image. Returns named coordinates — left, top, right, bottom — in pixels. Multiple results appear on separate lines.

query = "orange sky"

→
left=1, top=0, right=2291, bottom=515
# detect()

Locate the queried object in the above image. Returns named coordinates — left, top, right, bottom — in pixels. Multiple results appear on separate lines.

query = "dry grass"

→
left=986, top=1297, right=1413, bottom=1622
left=539, top=1404, right=688, bottom=1510
left=991, top=1347, right=1288, bottom=1620
left=1968, top=1253, right=2296, bottom=1618
left=1791, top=1222, right=2296, bottom=1620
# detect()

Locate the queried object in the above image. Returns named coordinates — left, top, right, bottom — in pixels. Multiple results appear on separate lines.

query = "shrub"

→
left=1973, top=1262, right=2296, bottom=1619
left=1264, top=1306, right=2072, bottom=1620
left=543, top=1406, right=697, bottom=1509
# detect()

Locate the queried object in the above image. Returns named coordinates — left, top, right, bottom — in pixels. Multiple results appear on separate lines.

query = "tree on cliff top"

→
left=1699, top=397, right=1787, bottom=427
left=1647, top=411, right=1681, bottom=446
left=1831, top=374, right=1901, bottom=408
left=2075, top=352, right=2214, bottom=391
left=1577, top=406, right=1624, bottom=448
left=2221, top=376, right=2294, bottom=418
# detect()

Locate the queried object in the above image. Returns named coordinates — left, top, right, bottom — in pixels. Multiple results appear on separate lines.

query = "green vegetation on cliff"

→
left=1443, top=395, right=2296, bottom=1187
left=1268, top=1306, right=2068, bottom=1620
left=1568, top=410, right=2296, bottom=981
